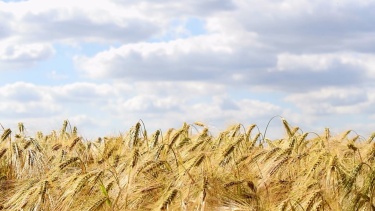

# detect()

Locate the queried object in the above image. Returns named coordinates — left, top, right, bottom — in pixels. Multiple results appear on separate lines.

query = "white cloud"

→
left=0, top=42, right=53, bottom=62
left=0, top=81, right=283, bottom=138
left=285, top=87, right=370, bottom=115
left=74, top=32, right=267, bottom=81
left=0, top=82, right=60, bottom=118
left=20, top=10, right=158, bottom=43
left=75, top=36, right=375, bottom=93
left=276, top=54, right=335, bottom=72
left=235, top=0, right=375, bottom=52
left=0, top=80, right=374, bottom=139
left=132, top=81, right=226, bottom=96
left=0, top=0, right=162, bottom=44
left=118, top=95, right=182, bottom=112
left=51, top=82, right=121, bottom=103
left=0, top=40, right=54, bottom=70
left=0, top=101, right=61, bottom=118
left=0, top=82, right=127, bottom=119
left=0, top=82, right=50, bottom=102
left=276, top=53, right=375, bottom=73
left=2, top=0, right=375, bottom=138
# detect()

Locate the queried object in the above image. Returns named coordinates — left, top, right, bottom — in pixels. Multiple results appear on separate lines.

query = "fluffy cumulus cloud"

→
left=247, top=53, right=375, bottom=92
left=74, top=32, right=267, bottom=81
left=74, top=0, right=375, bottom=91
left=51, top=82, right=122, bottom=103
left=20, top=9, right=159, bottom=43
left=0, top=81, right=283, bottom=138
left=233, top=0, right=375, bottom=52
left=1, top=0, right=375, bottom=138
left=285, top=87, right=370, bottom=115
left=0, top=0, right=162, bottom=43
left=0, top=82, right=60, bottom=118
left=0, top=41, right=54, bottom=69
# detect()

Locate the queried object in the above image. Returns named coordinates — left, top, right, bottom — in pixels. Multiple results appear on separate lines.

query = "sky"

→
left=1, top=0, right=375, bottom=139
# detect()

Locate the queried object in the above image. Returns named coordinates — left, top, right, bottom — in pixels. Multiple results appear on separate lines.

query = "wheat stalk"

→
left=192, top=153, right=205, bottom=168
left=263, top=147, right=281, bottom=162
left=224, top=180, right=244, bottom=189
left=194, top=122, right=206, bottom=127
left=222, top=144, right=235, bottom=158
left=160, top=189, right=178, bottom=210
left=74, top=172, right=95, bottom=195
left=39, top=180, right=49, bottom=203
left=23, top=141, right=32, bottom=150
left=151, top=130, right=161, bottom=148
left=1, top=128, right=11, bottom=142
left=52, top=143, right=62, bottom=151
left=282, top=118, right=292, bottom=138
left=131, top=148, right=140, bottom=168
left=366, top=133, right=375, bottom=143
left=168, top=129, right=183, bottom=150
left=87, top=197, right=108, bottom=211
left=69, top=137, right=81, bottom=151
left=189, top=140, right=204, bottom=152
left=0, top=148, right=6, bottom=159
left=1, top=121, right=374, bottom=210
left=269, top=156, right=290, bottom=176
left=305, top=190, right=322, bottom=211
left=59, top=157, right=79, bottom=170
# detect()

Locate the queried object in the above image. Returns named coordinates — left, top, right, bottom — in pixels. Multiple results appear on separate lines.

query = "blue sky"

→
left=1, top=0, right=375, bottom=139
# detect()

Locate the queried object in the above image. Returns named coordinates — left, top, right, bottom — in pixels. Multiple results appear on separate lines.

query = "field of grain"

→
left=1, top=119, right=375, bottom=210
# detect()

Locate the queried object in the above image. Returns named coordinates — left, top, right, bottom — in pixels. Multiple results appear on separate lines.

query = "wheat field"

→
left=1, top=119, right=375, bottom=210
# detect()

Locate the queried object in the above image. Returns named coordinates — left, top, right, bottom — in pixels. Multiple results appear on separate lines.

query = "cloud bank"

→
left=1, top=0, right=374, bottom=138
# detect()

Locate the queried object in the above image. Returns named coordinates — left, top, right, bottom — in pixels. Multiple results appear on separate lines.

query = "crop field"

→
left=1, top=119, right=375, bottom=210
